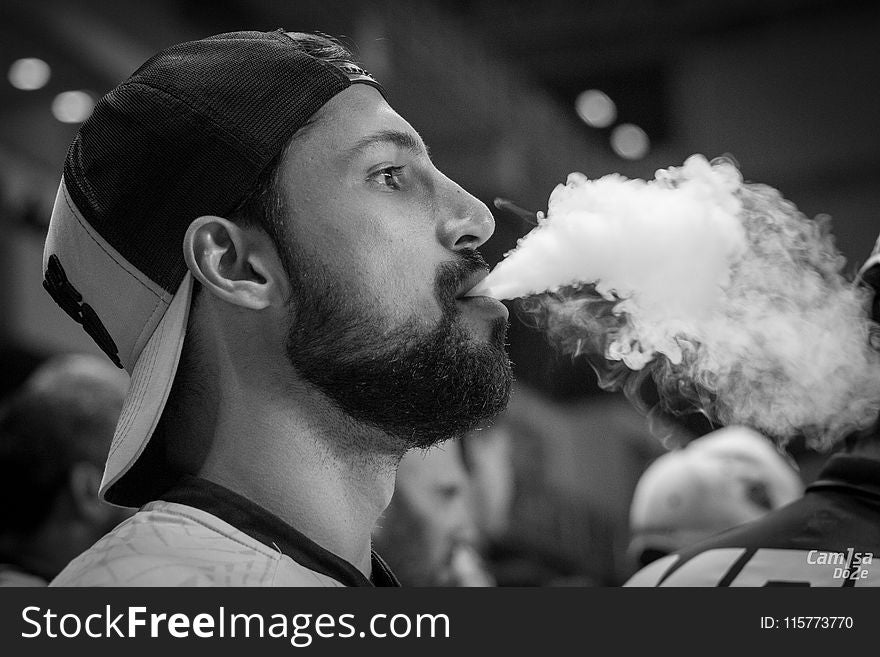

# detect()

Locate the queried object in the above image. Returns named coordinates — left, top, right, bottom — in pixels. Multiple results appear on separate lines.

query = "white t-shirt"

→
left=51, top=476, right=397, bottom=587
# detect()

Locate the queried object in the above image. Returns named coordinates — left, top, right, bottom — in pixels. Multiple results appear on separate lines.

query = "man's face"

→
left=375, top=443, right=487, bottom=586
left=275, top=84, right=513, bottom=449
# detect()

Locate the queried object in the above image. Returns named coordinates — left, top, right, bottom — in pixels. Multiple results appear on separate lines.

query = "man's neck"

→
left=194, top=381, right=400, bottom=577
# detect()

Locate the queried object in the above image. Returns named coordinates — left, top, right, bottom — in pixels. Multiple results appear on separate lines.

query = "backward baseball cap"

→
left=42, top=29, right=383, bottom=507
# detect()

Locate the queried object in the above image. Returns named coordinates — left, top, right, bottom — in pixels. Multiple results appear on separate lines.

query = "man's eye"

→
left=371, top=166, right=405, bottom=190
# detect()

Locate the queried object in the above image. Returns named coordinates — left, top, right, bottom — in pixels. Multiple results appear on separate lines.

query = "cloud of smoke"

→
left=470, top=155, right=880, bottom=448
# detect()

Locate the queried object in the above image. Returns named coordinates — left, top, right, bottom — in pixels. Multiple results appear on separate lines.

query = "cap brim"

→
left=100, top=272, right=194, bottom=505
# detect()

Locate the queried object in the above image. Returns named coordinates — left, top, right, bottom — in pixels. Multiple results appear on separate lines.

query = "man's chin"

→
left=453, top=311, right=509, bottom=348
left=287, top=300, right=513, bottom=452
left=489, top=315, right=510, bottom=349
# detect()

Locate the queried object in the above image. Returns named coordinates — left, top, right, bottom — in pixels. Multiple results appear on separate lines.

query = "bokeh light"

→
left=575, top=89, right=616, bottom=128
left=8, top=57, right=51, bottom=90
left=610, top=123, right=650, bottom=159
left=51, top=90, right=95, bottom=123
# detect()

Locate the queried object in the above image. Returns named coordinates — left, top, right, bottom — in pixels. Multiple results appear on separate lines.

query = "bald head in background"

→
left=628, top=425, right=804, bottom=570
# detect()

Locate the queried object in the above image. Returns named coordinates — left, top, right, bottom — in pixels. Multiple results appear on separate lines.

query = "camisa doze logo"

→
left=806, top=548, right=873, bottom=581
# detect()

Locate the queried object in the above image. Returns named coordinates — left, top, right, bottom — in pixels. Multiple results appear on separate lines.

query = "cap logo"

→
left=43, top=254, right=123, bottom=368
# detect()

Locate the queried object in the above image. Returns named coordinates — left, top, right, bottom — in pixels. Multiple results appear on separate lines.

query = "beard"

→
left=284, top=249, right=513, bottom=450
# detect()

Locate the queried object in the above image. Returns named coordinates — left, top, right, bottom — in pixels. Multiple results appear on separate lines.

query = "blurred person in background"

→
left=373, top=442, right=494, bottom=586
left=626, top=236, right=880, bottom=586
left=0, top=354, right=131, bottom=586
left=626, top=425, right=804, bottom=573
left=462, top=421, right=516, bottom=555
left=0, top=345, right=45, bottom=403
left=463, top=384, right=668, bottom=586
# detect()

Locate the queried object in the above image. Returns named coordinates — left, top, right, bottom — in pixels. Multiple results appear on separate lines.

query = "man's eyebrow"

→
left=347, top=129, right=429, bottom=158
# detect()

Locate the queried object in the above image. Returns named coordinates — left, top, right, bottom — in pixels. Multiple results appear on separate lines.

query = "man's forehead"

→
left=292, top=84, right=424, bottom=156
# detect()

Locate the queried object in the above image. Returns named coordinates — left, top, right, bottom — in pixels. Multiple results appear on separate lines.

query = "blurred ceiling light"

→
left=575, top=89, right=616, bottom=128
left=51, top=90, right=95, bottom=123
left=610, top=123, right=650, bottom=160
left=8, top=57, right=51, bottom=90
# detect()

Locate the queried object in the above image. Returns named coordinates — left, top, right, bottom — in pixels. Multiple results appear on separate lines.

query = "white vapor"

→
left=470, top=155, right=880, bottom=448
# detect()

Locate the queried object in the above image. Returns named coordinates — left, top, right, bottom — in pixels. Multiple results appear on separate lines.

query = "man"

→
left=625, top=239, right=880, bottom=587
left=45, top=30, right=512, bottom=586
left=627, top=425, right=803, bottom=572
left=373, top=442, right=494, bottom=586
left=0, top=354, right=131, bottom=586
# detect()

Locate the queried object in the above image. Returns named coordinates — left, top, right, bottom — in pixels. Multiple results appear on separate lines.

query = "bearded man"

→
left=46, top=30, right=512, bottom=587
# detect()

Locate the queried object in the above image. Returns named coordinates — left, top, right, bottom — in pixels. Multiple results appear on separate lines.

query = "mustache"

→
left=435, top=250, right=490, bottom=310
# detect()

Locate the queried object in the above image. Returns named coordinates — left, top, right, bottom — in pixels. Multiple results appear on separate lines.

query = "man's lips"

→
left=456, top=269, right=491, bottom=299
left=458, top=295, right=509, bottom=320
left=454, top=269, right=509, bottom=320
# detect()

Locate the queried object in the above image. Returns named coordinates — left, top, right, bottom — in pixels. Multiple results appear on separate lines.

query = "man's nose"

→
left=436, top=177, right=495, bottom=251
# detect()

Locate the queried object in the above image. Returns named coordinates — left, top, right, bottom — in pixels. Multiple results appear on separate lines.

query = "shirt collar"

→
left=159, top=475, right=399, bottom=587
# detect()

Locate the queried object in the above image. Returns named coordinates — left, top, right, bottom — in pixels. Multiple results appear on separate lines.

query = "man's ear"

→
left=183, top=216, right=289, bottom=309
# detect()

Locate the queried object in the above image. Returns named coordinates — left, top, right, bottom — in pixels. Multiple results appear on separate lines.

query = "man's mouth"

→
left=455, top=269, right=509, bottom=320
left=455, top=269, right=491, bottom=300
